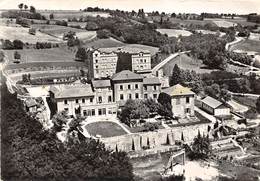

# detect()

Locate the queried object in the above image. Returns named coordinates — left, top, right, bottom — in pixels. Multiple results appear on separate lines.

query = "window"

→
left=176, top=98, right=180, bottom=105
left=153, top=85, right=157, bottom=90
left=135, top=84, right=138, bottom=89
left=128, top=94, right=132, bottom=99
left=95, top=54, right=98, bottom=57
left=153, top=94, right=157, bottom=99
left=64, top=108, right=68, bottom=112
left=144, top=85, right=147, bottom=91
left=102, top=108, right=106, bottom=115
left=64, top=100, right=68, bottom=105
left=98, top=109, right=102, bottom=115
left=108, top=96, right=112, bottom=102
left=186, top=97, right=190, bottom=104
left=95, top=59, right=98, bottom=63
left=120, top=85, right=123, bottom=90
left=82, top=99, right=85, bottom=103
left=135, top=93, right=139, bottom=99
left=120, top=94, right=124, bottom=100
left=83, top=110, right=87, bottom=116
left=75, top=99, right=79, bottom=104
left=140, top=59, right=143, bottom=63
left=92, top=109, right=95, bottom=116
left=128, top=84, right=131, bottom=89
left=186, top=108, right=190, bottom=114
left=96, top=65, right=98, bottom=69
left=144, top=94, right=148, bottom=99
left=90, top=98, right=93, bottom=103
left=98, top=96, right=102, bottom=103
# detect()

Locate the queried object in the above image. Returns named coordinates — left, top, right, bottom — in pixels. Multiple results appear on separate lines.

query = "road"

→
left=151, top=51, right=191, bottom=75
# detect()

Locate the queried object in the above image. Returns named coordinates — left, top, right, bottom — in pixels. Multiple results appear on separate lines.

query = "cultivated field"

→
left=124, top=44, right=159, bottom=56
left=85, top=121, right=127, bottom=138
left=162, top=54, right=216, bottom=75
left=32, top=24, right=96, bottom=40
left=230, top=39, right=260, bottom=53
left=38, top=10, right=110, bottom=20
left=84, top=38, right=125, bottom=48
left=196, top=29, right=226, bottom=37
left=67, top=21, right=87, bottom=28
left=4, top=47, right=76, bottom=64
left=204, top=18, right=237, bottom=28
left=156, top=28, right=192, bottom=37
left=0, top=25, right=63, bottom=43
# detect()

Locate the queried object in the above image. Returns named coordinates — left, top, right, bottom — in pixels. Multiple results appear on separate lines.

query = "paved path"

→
left=225, top=36, right=244, bottom=51
left=151, top=51, right=190, bottom=75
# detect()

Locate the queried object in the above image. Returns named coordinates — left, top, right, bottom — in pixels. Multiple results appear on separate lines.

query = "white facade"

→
left=132, top=52, right=151, bottom=72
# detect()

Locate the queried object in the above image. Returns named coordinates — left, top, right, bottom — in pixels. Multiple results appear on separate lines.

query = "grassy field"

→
left=230, top=39, right=260, bottom=53
left=85, top=121, right=127, bottom=138
left=233, top=95, right=258, bottom=108
left=162, top=54, right=217, bottom=76
left=32, top=24, right=96, bottom=40
left=68, top=21, right=86, bottom=28
left=38, top=10, right=110, bottom=20
left=196, top=29, right=226, bottom=37
left=4, top=47, right=76, bottom=64
left=156, top=28, right=192, bottom=37
left=0, top=25, right=63, bottom=43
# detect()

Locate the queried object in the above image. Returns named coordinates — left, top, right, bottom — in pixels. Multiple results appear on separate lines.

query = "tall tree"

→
left=30, top=6, right=36, bottom=13
left=75, top=47, right=87, bottom=62
left=170, top=64, right=182, bottom=86
left=18, top=3, right=23, bottom=10
left=157, top=92, right=173, bottom=117
left=24, top=4, right=28, bottom=10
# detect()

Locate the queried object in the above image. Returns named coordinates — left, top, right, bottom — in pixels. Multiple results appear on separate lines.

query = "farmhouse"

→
left=162, top=84, right=195, bottom=118
left=200, top=96, right=230, bottom=116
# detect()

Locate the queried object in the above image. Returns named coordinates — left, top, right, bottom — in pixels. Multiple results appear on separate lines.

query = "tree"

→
left=49, top=13, right=54, bottom=20
left=190, top=132, right=211, bottom=160
left=75, top=47, right=87, bottom=62
left=157, top=92, right=173, bottom=118
left=24, top=4, right=28, bottom=10
left=30, top=6, right=36, bottom=13
left=170, top=64, right=182, bottom=86
left=18, top=3, right=24, bottom=10
left=13, top=39, right=24, bottom=49
left=14, top=51, right=21, bottom=60
left=52, top=111, right=69, bottom=132
left=256, top=97, right=260, bottom=114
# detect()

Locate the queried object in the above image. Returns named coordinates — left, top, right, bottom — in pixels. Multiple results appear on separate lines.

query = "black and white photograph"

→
left=0, top=0, right=260, bottom=180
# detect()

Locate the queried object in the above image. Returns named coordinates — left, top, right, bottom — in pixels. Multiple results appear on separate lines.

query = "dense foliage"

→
left=1, top=83, right=133, bottom=181
left=1, top=39, right=24, bottom=50
left=75, top=47, right=88, bottom=62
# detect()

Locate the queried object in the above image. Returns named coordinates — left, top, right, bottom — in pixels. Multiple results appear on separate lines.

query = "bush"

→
left=97, top=29, right=111, bottom=39
left=143, top=122, right=159, bottom=132
left=13, top=39, right=24, bottom=49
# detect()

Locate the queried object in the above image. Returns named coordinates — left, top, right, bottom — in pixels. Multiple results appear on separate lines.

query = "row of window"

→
left=144, top=93, right=157, bottom=99
left=94, top=58, right=117, bottom=64
left=64, top=108, right=116, bottom=116
left=120, top=84, right=139, bottom=90
left=120, top=93, right=139, bottom=100
left=95, top=64, right=116, bottom=69
left=144, top=85, right=158, bottom=91
left=97, top=96, right=112, bottom=103
left=64, top=98, right=93, bottom=105
left=175, top=97, right=190, bottom=105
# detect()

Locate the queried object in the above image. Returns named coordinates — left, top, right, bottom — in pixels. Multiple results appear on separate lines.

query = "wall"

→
left=143, top=84, right=161, bottom=99
left=171, top=95, right=195, bottom=118
left=101, top=122, right=212, bottom=152
left=215, top=108, right=230, bottom=116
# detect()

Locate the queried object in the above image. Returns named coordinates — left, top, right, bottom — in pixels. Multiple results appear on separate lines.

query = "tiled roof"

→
left=143, top=77, right=161, bottom=85
left=92, top=79, right=111, bottom=88
left=50, top=84, right=94, bottom=99
left=162, top=84, right=195, bottom=96
left=201, top=96, right=223, bottom=109
left=111, top=70, right=143, bottom=81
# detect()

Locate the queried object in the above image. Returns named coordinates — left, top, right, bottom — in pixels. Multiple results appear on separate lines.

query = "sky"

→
left=0, top=0, right=259, bottom=14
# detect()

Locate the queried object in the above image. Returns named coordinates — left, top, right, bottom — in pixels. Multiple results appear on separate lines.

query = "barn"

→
left=201, top=96, right=230, bottom=116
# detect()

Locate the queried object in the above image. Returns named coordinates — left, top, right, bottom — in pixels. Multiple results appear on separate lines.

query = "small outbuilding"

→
left=201, top=96, right=230, bottom=116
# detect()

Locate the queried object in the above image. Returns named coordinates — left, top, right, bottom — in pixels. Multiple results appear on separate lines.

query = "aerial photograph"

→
left=0, top=0, right=260, bottom=180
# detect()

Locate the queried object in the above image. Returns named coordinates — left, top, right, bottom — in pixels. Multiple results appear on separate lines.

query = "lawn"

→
left=3, top=47, right=76, bottom=64
left=0, top=25, right=63, bottom=43
left=162, top=54, right=216, bottom=76
left=230, top=39, right=260, bottom=53
left=204, top=18, right=237, bottom=28
left=85, top=121, right=127, bottom=138
left=156, top=29, right=192, bottom=37
left=32, top=24, right=96, bottom=40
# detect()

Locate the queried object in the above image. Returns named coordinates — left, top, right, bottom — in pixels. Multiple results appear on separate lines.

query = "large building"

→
left=162, top=84, right=195, bottom=118
left=111, top=70, right=144, bottom=105
left=87, top=48, right=118, bottom=79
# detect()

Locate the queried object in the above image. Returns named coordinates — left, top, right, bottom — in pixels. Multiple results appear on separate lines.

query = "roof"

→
left=25, top=99, right=37, bottom=107
left=143, top=77, right=161, bottom=85
left=201, top=96, right=223, bottom=109
left=50, top=84, right=94, bottom=99
left=97, top=46, right=150, bottom=54
left=162, top=84, right=195, bottom=96
left=111, top=70, right=143, bottom=81
left=92, top=79, right=111, bottom=88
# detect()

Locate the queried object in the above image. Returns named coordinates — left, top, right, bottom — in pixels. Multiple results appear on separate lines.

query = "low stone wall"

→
left=101, top=122, right=212, bottom=152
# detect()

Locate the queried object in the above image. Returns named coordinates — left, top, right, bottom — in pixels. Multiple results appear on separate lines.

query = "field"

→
left=230, top=39, right=260, bottom=53
left=162, top=54, right=217, bottom=76
left=156, top=28, right=192, bottom=37
left=196, top=29, right=226, bottom=37
left=67, top=21, right=87, bottom=28
left=38, top=10, right=110, bottom=20
left=124, top=44, right=159, bottom=56
left=4, top=48, right=76, bottom=64
left=85, top=121, right=127, bottom=138
left=0, top=25, right=63, bottom=43
left=32, top=24, right=96, bottom=40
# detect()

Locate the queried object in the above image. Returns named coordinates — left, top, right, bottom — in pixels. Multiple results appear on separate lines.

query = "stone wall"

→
left=101, top=122, right=212, bottom=152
